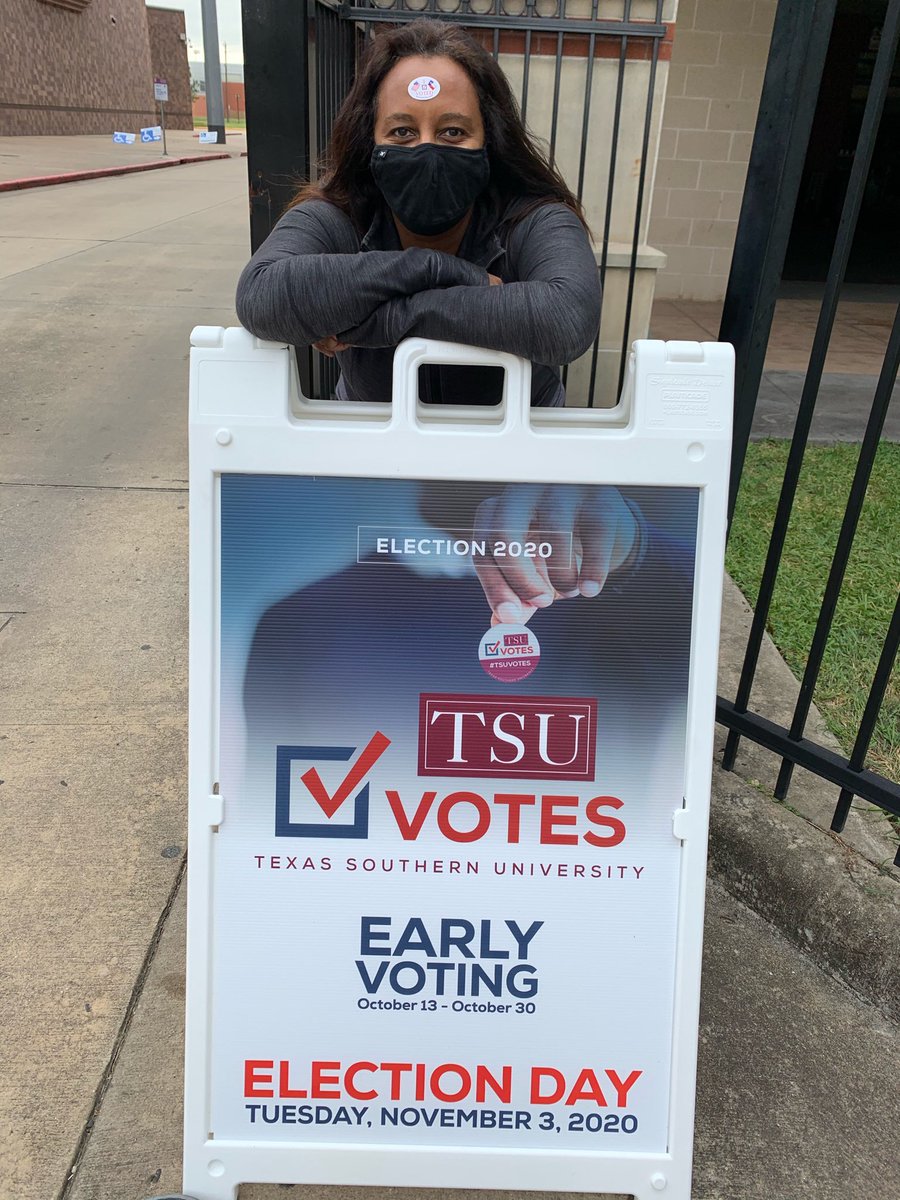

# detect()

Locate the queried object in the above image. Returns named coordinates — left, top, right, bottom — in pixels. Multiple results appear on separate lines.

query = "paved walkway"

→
left=0, top=131, right=246, bottom=186
left=1, top=156, right=898, bottom=1200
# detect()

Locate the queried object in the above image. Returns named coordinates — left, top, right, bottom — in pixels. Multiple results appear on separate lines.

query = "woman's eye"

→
left=388, top=127, right=414, bottom=139
left=441, top=128, right=466, bottom=140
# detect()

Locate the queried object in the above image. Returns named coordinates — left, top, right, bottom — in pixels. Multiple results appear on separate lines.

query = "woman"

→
left=235, top=19, right=602, bottom=407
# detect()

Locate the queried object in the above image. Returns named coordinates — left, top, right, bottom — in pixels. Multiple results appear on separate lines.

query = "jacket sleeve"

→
left=235, top=200, right=491, bottom=346
left=335, top=204, right=602, bottom=366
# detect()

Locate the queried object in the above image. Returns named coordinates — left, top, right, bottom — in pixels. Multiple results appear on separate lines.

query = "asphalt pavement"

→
left=1, top=155, right=898, bottom=1200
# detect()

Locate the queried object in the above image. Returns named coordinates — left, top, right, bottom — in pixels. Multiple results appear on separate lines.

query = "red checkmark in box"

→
left=300, top=731, right=391, bottom=819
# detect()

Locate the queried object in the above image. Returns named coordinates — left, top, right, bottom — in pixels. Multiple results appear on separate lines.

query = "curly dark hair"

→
left=291, top=18, right=586, bottom=232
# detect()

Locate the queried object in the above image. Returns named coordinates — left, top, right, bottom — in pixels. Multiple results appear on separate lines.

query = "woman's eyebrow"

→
left=381, top=111, right=474, bottom=125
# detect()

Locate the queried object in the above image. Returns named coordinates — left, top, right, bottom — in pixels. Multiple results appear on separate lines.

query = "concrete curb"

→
left=708, top=760, right=900, bottom=1023
left=0, top=153, right=233, bottom=192
left=714, top=574, right=900, bottom=1021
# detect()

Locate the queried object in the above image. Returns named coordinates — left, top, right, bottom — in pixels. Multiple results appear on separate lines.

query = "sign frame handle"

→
left=390, top=337, right=533, bottom=431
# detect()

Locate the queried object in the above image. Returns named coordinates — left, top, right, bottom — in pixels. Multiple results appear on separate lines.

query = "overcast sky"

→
left=149, top=0, right=245, bottom=64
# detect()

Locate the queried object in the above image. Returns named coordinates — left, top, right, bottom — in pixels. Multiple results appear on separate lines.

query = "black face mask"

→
left=370, top=143, right=491, bottom=236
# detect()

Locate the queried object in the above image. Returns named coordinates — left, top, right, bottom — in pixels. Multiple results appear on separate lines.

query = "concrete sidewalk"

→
left=0, top=131, right=246, bottom=188
left=1, top=156, right=898, bottom=1200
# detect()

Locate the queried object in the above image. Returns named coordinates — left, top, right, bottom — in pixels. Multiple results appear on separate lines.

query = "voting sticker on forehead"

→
left=408, top=75, right=441, bottom=101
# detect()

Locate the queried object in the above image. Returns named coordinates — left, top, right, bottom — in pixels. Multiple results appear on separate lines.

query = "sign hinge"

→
left=209, top=791, right=225, bottom=828
left=672, top=807, right=690, bottom=841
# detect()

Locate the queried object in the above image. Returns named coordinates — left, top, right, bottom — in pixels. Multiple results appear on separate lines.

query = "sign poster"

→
left=211, top=473, right=698, bottom=1157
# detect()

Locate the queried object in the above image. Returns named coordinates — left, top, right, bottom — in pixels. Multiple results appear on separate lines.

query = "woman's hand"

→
left=472, top=484, right=638, bottom=625
left=315, top=275, right=499, bottom=354
left=314, top=335, right=350, bottom=358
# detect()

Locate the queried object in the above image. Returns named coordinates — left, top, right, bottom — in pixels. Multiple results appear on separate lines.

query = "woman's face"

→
left=374, top=54, right=485, bottom=150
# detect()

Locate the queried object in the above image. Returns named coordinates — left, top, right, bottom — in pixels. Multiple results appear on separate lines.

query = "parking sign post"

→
left=153, top=79, right=169, bottom=156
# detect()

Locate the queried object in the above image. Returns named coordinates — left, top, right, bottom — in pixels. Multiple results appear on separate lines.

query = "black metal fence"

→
left=243, top=0, right=671, bottom=404
left=718, top=0, right=900, bottom=865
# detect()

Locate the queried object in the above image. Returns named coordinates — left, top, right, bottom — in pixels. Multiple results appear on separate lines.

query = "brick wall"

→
left=649, top=0, right=778, bottom=301
left=0, top=0, right=156, bottom=135
left=146, top=6, right=193, bottom=131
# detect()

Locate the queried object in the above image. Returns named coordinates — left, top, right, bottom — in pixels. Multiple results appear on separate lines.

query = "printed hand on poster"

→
left=224, top=477, right=693, bottom=767
left=470, top=484, right=639, bottom=626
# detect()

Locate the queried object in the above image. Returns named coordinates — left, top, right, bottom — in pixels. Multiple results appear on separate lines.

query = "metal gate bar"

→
left=715, top=699, right=900, bottom=820
left=831, top=591, right=900, bottom=835
left=718, top=0, right=839, bottom=521
left=586, top=14, right=629, bottom=402
left=617, top=0, right=661, bottom=401
left=241, top=0, right=311, bottom=254
left=338, top=4, right=667, bottom=38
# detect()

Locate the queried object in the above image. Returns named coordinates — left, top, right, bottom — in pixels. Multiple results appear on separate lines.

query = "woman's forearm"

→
left=338, top=277, right=600, bottom=366
left=335, top=205, right=601, bottom=365
left=235, top=203, right=489, bottom=346
left=237, top=248, right=491, bottom=345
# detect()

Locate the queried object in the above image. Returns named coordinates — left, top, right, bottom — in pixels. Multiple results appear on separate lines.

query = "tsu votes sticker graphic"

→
left=408, top=75, right=441, bottom=101
left=478, top=623, right=540, bottom=682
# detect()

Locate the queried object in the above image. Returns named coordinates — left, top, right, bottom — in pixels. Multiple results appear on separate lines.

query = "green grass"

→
left=726, top=440, right=900, bottom=783
left=191, top=116, right=246, bottom=130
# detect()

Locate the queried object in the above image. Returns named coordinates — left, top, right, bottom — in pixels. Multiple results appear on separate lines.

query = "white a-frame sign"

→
left=182, top=331, right=733, bottom=1200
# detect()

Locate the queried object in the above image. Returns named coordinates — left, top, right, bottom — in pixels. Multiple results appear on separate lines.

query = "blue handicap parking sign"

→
left=140, top=126, right=162, bottom=143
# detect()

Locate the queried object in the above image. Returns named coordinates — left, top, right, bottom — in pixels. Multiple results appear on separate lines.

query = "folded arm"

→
left=235, top=200, right=490, bottom=346
left=337, top=205, right=602, bottom=366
